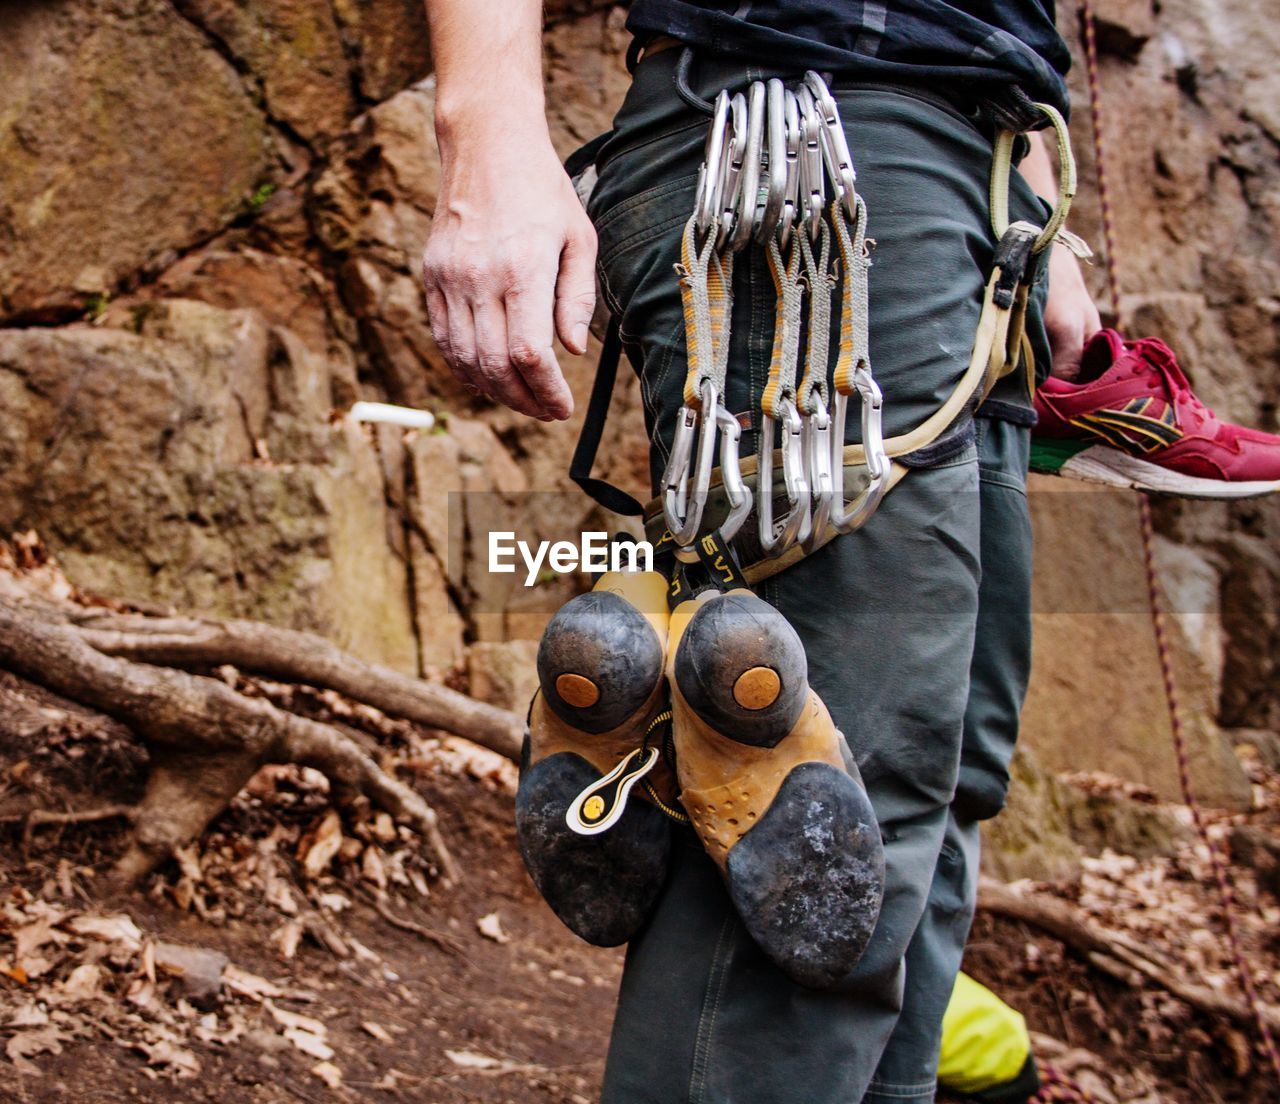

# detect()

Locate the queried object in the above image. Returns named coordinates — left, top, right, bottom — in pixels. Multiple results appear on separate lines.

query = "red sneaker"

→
left=1031, top=330, right=1280, bottom=499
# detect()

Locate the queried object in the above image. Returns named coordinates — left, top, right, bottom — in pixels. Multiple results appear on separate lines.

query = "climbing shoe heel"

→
left=515, top=572, right=675, bottom=947
left=670, top=590, right=885, bottom=988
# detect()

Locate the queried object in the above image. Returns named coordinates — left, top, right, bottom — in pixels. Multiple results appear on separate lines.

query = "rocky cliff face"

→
left=0, top=2, right=1275, bottom=820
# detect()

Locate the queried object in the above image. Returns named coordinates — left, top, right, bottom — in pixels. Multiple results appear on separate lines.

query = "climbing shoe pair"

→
left=515, top=571, right=884, bottom=990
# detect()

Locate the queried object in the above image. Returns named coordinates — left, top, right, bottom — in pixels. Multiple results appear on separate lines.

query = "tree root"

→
left=0, top=803, right=136, bottom=851
left=0, top=599, right=459, bottom=887
left=69, top=611, right=524, bottom=761
left=978, top=877, right=1280, bottom=1032
left=354, top=885, right=466, bottom=955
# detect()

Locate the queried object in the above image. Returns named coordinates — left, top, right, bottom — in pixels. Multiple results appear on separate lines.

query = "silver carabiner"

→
left=694, top=91, right=732, bottom=238
left=757, top=402, right=811, bottom=557
left=730, top=81, right=767, bottom=252
left=778, top=90, right=802, bottom=248
left=715, top=406, right=751, bottom=544
left=804, top=72, right=858, bottom=222
left=715, top=93, right=749, bottom=248
left=753, top=78, right=788, bottom=245
left=661, top=379, right=722, bottom=546
left=672, top=403, right=751, bottom=565
left=796, top=85, right=825, bottom=242
left=829, top=366, right=890, bottom=534
left=800, top=395, right=834, bottom=551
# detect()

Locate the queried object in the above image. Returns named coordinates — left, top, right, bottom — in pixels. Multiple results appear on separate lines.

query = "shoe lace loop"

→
left=1129, top=336, right=1205, bottom=414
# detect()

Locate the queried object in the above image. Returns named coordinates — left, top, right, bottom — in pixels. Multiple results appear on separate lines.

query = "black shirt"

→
left=626, top=0, right=1071, bottom=119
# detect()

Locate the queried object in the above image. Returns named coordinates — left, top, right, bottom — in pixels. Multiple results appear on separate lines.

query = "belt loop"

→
left=675, top=47, right=718, bottom=116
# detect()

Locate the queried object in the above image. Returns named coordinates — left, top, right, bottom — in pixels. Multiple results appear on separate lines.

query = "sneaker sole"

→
left=1031, top=439, right=1280, bottom=500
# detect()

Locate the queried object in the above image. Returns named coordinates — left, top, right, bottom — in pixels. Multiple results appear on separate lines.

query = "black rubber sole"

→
left=515, top=744, right=672, bottom=947
left=723, top=763, right=884, bottom=989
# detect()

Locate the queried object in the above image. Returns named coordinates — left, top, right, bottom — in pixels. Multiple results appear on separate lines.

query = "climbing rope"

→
left=1081, top=0, right=1280, bottom=1085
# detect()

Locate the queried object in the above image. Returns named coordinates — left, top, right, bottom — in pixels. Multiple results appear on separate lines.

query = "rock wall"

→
left=1019, top=0, right=1280, bottom=810
left=0, top=3, right=1275, bottom=823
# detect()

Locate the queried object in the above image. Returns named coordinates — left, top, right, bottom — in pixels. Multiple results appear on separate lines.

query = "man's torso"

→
left=625, top=0, right=1070, bottom=118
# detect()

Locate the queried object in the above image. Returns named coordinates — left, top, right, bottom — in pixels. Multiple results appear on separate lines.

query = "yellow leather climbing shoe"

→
left=515, top=571, right=678, bottom=946
left=668, top=588, right=884, bottom=988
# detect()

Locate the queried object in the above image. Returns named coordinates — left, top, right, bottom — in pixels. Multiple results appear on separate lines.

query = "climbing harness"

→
left=572, top=67, right=1079, bottom=598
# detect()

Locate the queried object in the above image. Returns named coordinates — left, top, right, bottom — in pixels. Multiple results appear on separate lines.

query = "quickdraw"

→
left=662, top=71, right=890, bottom=564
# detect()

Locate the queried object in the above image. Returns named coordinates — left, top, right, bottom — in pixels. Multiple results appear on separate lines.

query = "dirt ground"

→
left=1, top=668, right=1276, bottom=1104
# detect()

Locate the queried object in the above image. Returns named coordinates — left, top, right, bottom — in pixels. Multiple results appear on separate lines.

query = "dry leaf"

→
left=67, top=913, right=143, bottom=951
left=361, top=846, right=388, bottom=891
left=372, top=812, right=396, bottom=843
left=476, top=913, right=509, bottom=945
left=222, top=965, right=285, bottom=1001
left=127, top=978, right=158, bottom=1010
left=137, top=1039, right=200, bottom=1077
left=445, top=1049, right=503, bottom=1070
left=284, top=1028, right=334, bottom=1061
left=316, top=892, right=351, bottom=914
left=312, top=1060, right=343, bottom=1088
left=266, top=1001, right=326, bottom=1037
left=273, top=920, right=304, bottom=960
left=8, top=1003, right=49, bottom=1029
left=265, top=876, right=299, bottom=916
left=58, top=963, right=102, bottom=1000
left=299, top=809, right=344, bottom=879
left=14, top=918, right=62, bottom=960
left=17, top=955, right=54, bottom=980
left=7, top=1026, right=66, bottom=1062
left=443, top=1049, right=537, bottom=1075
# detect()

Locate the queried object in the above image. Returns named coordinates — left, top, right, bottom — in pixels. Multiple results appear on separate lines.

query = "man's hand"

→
left=421, top=0, right=592, bottom=421
left=1043, top=242, right=1102, bottom=381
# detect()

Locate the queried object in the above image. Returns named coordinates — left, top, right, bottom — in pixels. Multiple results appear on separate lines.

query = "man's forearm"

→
left=425, top=0, right=548, bottom=156
left=1017, top=130, right=1058, bottom=205
left=1018, top=131, right=1102, bottom=379
left=419, top=0, right=592, bottom=421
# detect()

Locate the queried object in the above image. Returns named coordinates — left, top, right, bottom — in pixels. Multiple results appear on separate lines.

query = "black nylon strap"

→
left=692, top=530, right=747, bottom=592
left=569, top=316, right=646, bottom=517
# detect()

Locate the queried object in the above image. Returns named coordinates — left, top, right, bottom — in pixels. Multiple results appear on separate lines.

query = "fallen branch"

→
left=978, top=877, right=1280, bottom=1032
left=0, top=803, right=136, bottom=850
left=70, top=612, right=524, bottom=761
left=355, top=886, right=465, bottom=955
left=0, top=599, right=458, bottom=886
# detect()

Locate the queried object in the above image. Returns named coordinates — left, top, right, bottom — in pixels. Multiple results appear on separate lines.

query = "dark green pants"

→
left=587, top=48, right=1046, bottom=1104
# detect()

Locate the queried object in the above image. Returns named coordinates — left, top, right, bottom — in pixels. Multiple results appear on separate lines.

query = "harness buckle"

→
left=758, top=402, right=811, bottom=557
left=992, top=220, right=1040, bottom=308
